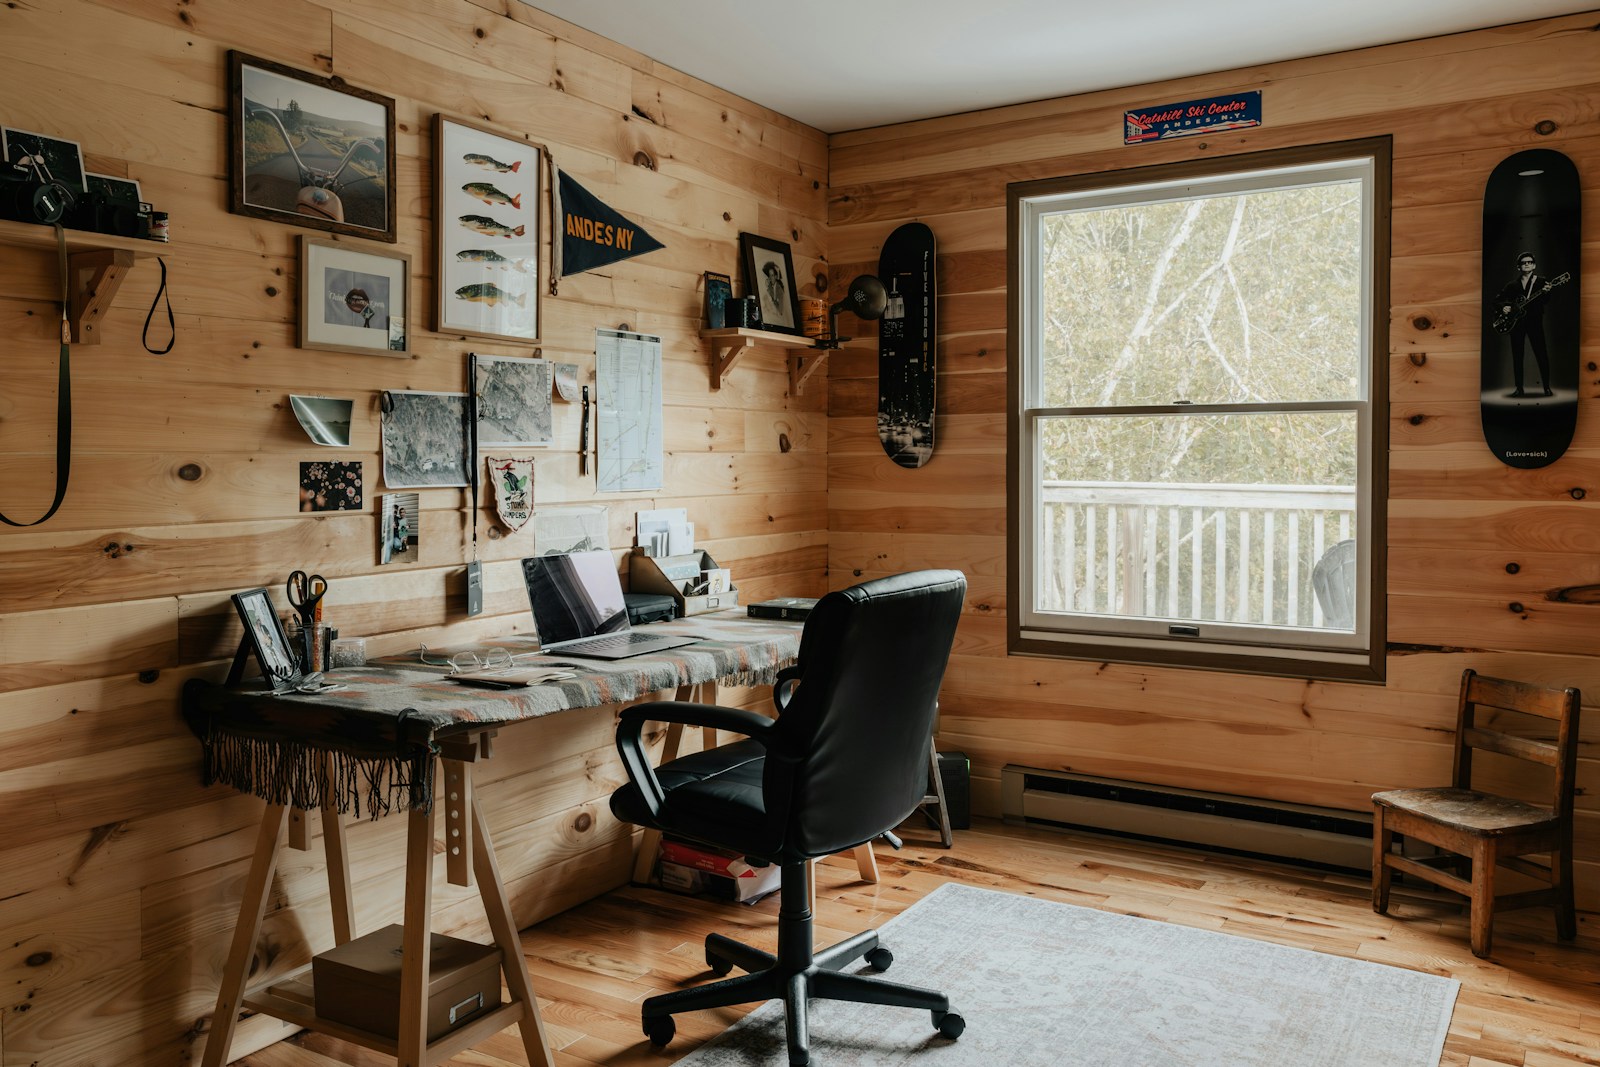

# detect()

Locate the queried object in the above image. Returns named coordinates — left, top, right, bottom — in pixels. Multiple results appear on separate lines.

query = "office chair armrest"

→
left=615, top=702, right=778, bottom=821
left=772, top=664, right=803, bottom=712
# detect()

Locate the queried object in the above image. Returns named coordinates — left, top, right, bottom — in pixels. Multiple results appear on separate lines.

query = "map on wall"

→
left=594, top=328, right=662, bottom=493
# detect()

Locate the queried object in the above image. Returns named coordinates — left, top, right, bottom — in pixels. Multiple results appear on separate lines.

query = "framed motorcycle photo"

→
left=227, top=51, right=398, bottom=243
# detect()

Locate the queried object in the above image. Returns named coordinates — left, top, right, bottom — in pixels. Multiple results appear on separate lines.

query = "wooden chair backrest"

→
left=1454, top=669, right=1582, bottom=819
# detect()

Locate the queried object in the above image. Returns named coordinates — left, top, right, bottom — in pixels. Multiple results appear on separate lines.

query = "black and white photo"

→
left=289, top=395, right=354, bottom=447
left=381, top=390, right=469, bottom=488
left=2, top=126, right=86, bottom=193
left=473, top=353, right=553, bottom=447
left=738, top=232, right=801, bottom=335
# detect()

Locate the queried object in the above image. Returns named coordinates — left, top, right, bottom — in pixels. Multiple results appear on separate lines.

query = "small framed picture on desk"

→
left=232, top=587, right=301, bottom=690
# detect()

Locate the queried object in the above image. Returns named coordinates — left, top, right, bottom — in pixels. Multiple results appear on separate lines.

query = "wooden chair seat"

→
left=1372, top=787, right=1558, bottom=835
left=1371, top=669, right=1580, bottom=959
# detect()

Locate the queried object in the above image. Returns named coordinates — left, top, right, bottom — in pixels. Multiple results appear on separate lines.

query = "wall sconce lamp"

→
left=815, top=274, right=888, bottom=349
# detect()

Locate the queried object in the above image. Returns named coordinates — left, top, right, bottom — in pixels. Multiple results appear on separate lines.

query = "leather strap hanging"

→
left=1, top=224, right=73, bottom=527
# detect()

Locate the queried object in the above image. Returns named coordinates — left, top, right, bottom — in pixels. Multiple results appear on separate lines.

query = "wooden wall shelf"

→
left=0, top=219, right=167, bottom=344
left=701, top=327, right=828, bottom=395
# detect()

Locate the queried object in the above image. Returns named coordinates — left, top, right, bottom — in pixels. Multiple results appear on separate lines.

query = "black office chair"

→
left=610, top=570, right=968, bottom=1066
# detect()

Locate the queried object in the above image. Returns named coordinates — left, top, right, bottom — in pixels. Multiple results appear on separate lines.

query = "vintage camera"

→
left=67, top=189, right=150, bottom=239
left=0, top=161, right=75, bottom=225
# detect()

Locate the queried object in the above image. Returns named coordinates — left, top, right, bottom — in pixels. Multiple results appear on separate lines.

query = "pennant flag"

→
left=554, top=167, right=665, bottom=279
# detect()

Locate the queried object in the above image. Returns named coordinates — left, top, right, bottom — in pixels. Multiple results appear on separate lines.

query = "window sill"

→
left=1010, top=629, right=1385, bottom=684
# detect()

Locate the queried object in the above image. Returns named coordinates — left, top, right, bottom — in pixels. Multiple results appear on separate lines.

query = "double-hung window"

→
left=1008, top=139, right=1389, bottom=681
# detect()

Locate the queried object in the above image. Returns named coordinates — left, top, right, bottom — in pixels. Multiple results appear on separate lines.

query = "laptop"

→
left=521, top=550, right=699, bottom=660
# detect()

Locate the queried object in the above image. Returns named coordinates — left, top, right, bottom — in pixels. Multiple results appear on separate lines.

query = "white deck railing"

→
left=1039, top=481, right=1356, bottom=628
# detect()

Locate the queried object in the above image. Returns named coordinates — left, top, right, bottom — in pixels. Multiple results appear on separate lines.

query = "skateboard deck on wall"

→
left=878, top=222, right=937, bottom=468
left=1480, top=148, right=1580, bottom=469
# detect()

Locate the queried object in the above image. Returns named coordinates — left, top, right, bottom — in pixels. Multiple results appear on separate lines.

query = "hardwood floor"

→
left=239, top=818, right=1600, bottom=1066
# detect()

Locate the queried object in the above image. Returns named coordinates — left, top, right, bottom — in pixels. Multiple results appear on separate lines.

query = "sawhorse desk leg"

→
left=201, top=758, right=554, bottom=1067
left=201, top=802, right=289, bottom=1067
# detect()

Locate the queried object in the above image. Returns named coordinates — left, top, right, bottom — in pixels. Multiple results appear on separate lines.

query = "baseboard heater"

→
left=1001, top=766, right=1373, bottom=872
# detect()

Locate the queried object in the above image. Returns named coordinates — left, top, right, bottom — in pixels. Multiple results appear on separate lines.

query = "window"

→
left=1008, top=139, right=1389, bottom=681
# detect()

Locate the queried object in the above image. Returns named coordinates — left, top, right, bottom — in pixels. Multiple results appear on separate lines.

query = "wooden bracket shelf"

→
left=0, top=219, right=166, bottom=345
left=701, top=327, right=827, bottom=395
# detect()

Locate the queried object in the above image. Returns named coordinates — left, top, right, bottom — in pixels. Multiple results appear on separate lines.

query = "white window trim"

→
left=1011, top=146, right=1386, bottom=679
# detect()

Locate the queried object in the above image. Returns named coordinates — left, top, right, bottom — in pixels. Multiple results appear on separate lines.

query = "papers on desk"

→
left=449, top=667, right=577, bottom=689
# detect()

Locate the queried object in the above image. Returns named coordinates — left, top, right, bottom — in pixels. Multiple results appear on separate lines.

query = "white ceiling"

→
left=523, top=1, right=1596, bottom=133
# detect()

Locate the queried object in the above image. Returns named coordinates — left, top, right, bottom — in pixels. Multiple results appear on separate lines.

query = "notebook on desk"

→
left=521, top=550, right=700, bottom=660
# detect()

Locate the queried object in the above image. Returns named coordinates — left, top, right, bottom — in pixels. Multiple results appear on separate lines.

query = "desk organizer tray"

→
left=629, top=548, right=739, bottom=616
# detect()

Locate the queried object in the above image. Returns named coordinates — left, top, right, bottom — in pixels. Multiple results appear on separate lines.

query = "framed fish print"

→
left=434, top=114, right=543, bottom=344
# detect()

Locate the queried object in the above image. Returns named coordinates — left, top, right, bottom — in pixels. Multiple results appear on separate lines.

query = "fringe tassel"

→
left=202, top=733, right=436, bottom=817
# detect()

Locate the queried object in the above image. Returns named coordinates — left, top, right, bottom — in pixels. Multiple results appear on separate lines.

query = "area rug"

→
left=672, top=882, right=1459, bottom=1066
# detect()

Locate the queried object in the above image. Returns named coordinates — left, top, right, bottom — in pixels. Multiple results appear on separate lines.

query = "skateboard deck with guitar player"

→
left=877, top=222, right=937, bottom=468
left=1480, top=148, right=1580, bottom=468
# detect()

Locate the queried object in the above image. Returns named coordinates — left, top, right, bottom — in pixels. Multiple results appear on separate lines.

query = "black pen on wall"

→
left=579, top=385, right=590, bottom=476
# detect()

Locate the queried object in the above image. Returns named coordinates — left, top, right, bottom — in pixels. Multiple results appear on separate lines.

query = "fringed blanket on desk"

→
left=185, top=615, right=802, bottom=816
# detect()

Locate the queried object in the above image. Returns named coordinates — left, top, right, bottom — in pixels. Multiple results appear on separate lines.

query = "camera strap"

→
left=0, top=224, right=72, bottom=527
left=142, top=256, right=173, bottom=355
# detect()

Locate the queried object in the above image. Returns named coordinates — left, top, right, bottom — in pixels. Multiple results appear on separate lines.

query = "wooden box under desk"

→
left=312, top=925, right=502, bottom=1042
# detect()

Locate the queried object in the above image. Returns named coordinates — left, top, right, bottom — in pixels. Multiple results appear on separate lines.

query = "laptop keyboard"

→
left=564, top=631, right=673, bottom=654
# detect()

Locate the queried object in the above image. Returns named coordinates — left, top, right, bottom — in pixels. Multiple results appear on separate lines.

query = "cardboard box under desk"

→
left=629, top=548, right=739, bottom=616
left=312, top=924, right=501, bottom=1042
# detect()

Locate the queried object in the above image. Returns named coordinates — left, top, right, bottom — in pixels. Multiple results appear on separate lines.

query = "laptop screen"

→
left=521, top=551, right=631, bottom=647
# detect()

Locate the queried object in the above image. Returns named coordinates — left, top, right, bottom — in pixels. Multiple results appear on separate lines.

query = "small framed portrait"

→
left=229, top=51, right=397, bottom=242
left=739, top=232, right=801, bottom=335
left=703, top=271, right=732, bottom=329
left=299, top=236, right=409, bottom=356
left=231, top=587, right=302, bottom=689
left=434, top=114, right=543, bottom=344
left=1, top=126, right=86, bottom=193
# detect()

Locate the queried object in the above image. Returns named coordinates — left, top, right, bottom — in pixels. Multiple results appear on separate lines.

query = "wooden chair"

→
left=1371, top=669, right=1580, bottom=957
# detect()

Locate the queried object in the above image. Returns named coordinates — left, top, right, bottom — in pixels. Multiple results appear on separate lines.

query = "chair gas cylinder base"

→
left=640, top=862, right=964, bottom=1065
left=610, top=571, right=970, bottom=1066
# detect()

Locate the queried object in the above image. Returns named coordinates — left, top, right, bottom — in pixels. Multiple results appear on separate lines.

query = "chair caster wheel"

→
left=864, top=946, right=893, bottom=971
left=706, top=949, right=733, bottom=976
left=644, top=1014, right=676, bottom=1047
left=933, top=1009, right=965, bottom=1039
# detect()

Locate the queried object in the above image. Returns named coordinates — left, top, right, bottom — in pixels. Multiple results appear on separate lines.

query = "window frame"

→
left=1006, top=138, right=1391, bottom=683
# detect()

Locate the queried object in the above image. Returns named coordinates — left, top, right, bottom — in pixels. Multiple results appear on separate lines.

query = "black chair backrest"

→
left=768, top=570, right=966, bottom=858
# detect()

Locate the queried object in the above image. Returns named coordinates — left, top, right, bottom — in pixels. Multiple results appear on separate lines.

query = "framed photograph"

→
left=1, top=126, right=86, bottom=192
left=231, top=587, right=302, bottom=689
left=299, top=236, right=409, bottom=356
left=85, top=172, right=143, bottom=207
left=229, top=51, right=397, bottom=242
left=703, top=271, right=732, bottom=329
left=739, top=232, right=801, bottom=335
left=434, top=114, right=543, bottom=344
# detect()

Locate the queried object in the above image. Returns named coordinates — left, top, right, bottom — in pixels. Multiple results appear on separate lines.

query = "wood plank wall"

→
left=827, top=11, right=1600, bottom=909
left=0, top=0, right=827, bottom=1062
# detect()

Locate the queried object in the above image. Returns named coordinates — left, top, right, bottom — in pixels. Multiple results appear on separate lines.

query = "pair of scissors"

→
left=287, top=570, right=328, bottom=630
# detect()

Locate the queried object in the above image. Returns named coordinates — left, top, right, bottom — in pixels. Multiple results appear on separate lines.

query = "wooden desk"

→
left=184, top=616, right=802, bottom=1067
